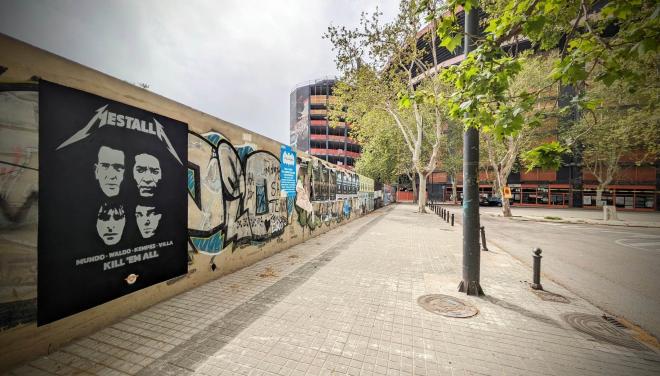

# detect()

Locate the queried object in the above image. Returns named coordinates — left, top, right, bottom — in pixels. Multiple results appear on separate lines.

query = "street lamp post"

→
left=458, top=5, right=484, bottom=296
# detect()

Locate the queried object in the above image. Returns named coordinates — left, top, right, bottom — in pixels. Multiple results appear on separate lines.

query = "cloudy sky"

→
left=0, top=0, right=399, bottom=144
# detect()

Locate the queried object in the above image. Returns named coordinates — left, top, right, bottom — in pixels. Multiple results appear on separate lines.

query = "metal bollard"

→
left=451, top=213, right=454, bottom=226
left=446, top=211, right=450, bottom=223
left=531, top=248, right=543, bottom=290
left=480, top=226, right=488, bottom=251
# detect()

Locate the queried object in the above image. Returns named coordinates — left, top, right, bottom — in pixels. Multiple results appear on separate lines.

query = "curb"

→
left=498, top=214, right=660, bottom=228
left=430, top=205, right=660, bottom=228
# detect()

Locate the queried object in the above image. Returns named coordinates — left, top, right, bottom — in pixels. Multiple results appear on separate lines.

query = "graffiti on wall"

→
left=0, top=84, right=39, bottom=330
left=293, top=157, right=362, bottom=232
left=187, top=131, right=288, bottom=255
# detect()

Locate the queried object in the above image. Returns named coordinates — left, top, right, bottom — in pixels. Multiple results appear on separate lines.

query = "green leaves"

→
left=521, top=142, right=568, bottom=171
left=551, top=56, right=588, bottom=84
left=440, top=33, right=463, bottom=52
left=398, top=89, right=437, bottom=110
left=398, top=92, right=412, bottom=109
left=462, top=0, right=478, bottom=13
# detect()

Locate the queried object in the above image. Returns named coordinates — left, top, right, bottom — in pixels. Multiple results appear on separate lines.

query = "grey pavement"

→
left=480, top=216, right=660, bottom=339
left=8, top=204, right=660, bottom=376
left=435, top=204, right=660, bottom=337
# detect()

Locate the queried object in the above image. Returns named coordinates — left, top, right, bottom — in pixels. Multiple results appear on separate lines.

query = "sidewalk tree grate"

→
left=417, top=294, right=478, bottom=318
left=531, top=288, right=570, bottom=303
left=561, top=313, right=648, bottom=351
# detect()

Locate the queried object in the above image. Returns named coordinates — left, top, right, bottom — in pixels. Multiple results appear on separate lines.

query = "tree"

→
left=349, top=109, right=413, bottom=185
left=326, top=0, right=449, bottom=213
left=564, top=58, right=659, bottom=206
left=481, top=53, right=558, bottom=216
left=438, top=120, right=463, bottom=203
left=425, top=0, right=659, bottom=168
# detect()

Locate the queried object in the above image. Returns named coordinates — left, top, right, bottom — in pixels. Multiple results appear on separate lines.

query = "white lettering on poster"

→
left=74, top=240, right=171, bottom=270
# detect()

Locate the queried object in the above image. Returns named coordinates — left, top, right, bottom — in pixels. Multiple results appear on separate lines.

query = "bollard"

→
left=443, top=208, right=446, bottom=220
left=446, top=212, right=450, bottom=223
left=451, top=213, right=454, bottom=226
left=480, top=226, right=488, bottom=251
left=531, top=248, right=543, bottom=290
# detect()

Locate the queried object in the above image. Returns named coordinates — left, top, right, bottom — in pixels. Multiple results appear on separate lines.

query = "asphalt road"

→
left=479, top=215, right=660, bottom=338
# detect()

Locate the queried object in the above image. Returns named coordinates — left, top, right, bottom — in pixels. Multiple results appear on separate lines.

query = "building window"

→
left=582, top=189, right=613, bottom=207
left=635, top=191, right=655, bottom=209
left=550, top=188, right=569, bottom=206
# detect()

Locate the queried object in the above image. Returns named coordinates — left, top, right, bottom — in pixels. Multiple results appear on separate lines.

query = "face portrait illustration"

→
left=134, top=153, right=161, bottom=197
left=94, top=146, right=125, bottom=197
left=96, top=203, right=125, bottom=246
left=135, top=204, right=162, bottom=239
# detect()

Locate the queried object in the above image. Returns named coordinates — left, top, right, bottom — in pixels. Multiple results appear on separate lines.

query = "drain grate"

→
left=562, top=313, right=647, bottom=351
left=531, top=288, right=570, bottom=303
left=417, top=294, right=478, bottom=318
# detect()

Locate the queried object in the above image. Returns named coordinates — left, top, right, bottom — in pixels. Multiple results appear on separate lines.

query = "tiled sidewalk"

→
left=9, top=204, right=660, bottom=375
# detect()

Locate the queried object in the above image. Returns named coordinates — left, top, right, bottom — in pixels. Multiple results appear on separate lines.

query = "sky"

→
left=0, top=0, right=399, bottom=144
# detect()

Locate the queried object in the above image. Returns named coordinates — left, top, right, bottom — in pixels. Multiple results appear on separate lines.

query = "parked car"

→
left=480, top=196, right=502, bottom=207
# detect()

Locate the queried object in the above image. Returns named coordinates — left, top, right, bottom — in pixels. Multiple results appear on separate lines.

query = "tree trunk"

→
left=451, top=176, right=458, bottom=204
left=411, top=172, right=418, bottom=204
left=497, top=171, right=513, bottom=217
left=595, top=185, right=605, bottom=207
left=502, top=197, right=512, bottom=217
left=418, top=173, right=427, bottom=213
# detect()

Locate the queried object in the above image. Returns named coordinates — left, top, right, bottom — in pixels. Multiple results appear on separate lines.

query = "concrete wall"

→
left=0, top=34, right=375, bottom=370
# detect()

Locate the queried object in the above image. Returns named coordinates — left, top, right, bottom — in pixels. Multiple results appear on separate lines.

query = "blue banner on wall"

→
left=280, top=145, right=297, bottom=197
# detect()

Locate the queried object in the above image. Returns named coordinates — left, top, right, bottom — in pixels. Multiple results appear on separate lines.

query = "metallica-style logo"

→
left=56, top=105, right=183, bottom=165
left=282, top=150, right=295, bottom=166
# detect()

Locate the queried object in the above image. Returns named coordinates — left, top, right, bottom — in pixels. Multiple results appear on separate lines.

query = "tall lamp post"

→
left=458, top=5, right=484, bottom=296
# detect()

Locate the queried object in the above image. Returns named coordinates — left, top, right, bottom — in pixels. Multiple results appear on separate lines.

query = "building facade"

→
left=290, top=78, right=361, bottom=169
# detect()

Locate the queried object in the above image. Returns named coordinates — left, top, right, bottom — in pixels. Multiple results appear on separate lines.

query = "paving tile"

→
left=9, top=205, right=660, bottom=375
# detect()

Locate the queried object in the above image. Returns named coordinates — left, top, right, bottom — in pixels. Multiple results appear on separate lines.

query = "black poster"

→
left=38, top=81, right=188, bottom=325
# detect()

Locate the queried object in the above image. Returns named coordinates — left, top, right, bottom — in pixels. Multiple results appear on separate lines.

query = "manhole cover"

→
left=562, top=313, right=647, bottom=350
left=531, top=289, right=570, bottom=303
left=417, top=294, right=478, bottom=318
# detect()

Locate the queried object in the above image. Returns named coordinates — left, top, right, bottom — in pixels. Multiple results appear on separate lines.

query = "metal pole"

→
left=458, top=5, right=484, bottom=296
left=532, top=248, right=543, bottom=290
left=480, top=226, right=488, bottom=251
left=451, top=213, right=454, bottom=226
